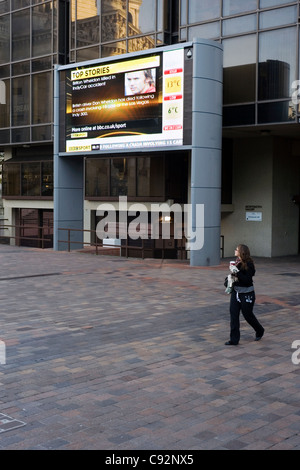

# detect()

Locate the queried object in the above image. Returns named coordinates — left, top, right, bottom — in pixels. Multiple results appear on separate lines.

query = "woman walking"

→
left=225, top=244, right=264, bottom=345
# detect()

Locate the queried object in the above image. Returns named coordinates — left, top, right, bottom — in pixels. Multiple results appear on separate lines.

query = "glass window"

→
left=259, top=6, right=297, bottom=29
left=111, top=158, right=135, bottom=197
left=223, top=104, right=255, bottom=126
left=0, top=78, right=10, bottom=127
left=137, top=157, right=164, bottom=197
left=223, top=0, right=257, bottom=16
left=0, top=65, right=10, bottom=79
left=21, top=163, right=40, bottom=196
left=11, top=0, right=30, bottom=9
left=2, top=163, right=21, bottom=197
left=41, top=161, right=53, bottom=196
left=32, top=125, right=52, bottom=142
left=12, top=127, right=30, bottom=143
left=32, top=72, right=52, bottom=124
left=12, top=75, right=30, bottom=126
left=76, top=46, right=100, bottom=62
left=258, top=101, right=295, bottom=123
left=85, top=159, right=109, bottom=197
left=101, top=0, right=126, bottom=42
left=101, top=41, right=126, bottom=58
left=223, top=35, right=256, bottom=104
left=129, top=0, right=155, bottom=36
left=188, top=0, right=220, bottom=23
left=258, top=27, right=296, bottom=100
left=223, top=14, right=257, bottom=36
left=32, top=57, right=52, bottom=73
left=0, top=15, right=10, bottom=64
left=77, top=12, right=99, bottom=48
left=0, top=0, right=10, bottom=14
left=180, top=0, right=187, bottom=25
left=188, top=22, right=220, bottom=40
left=32, top=4, right=53, bottom=57
left=260, top=0, right=293, bottom=8
left=12, top=61, right=30, bottom=76
left=128, top=36, right=155, bottom=52
left=12, top=10, right=30, bottom=61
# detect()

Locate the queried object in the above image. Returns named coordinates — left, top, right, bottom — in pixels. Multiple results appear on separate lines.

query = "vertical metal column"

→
left=190, top=39, right=223, bottom=266
left=53, top=65, right=84, bottom=251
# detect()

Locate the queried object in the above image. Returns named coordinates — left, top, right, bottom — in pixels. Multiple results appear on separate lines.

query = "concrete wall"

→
left=221, top=136, right=300, bottom=258
left=222, top=137, right=273, bottom=258
left=272, top=138, right=300, bottom=256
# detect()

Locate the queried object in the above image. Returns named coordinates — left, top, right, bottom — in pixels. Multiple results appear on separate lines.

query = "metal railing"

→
left=0, top=222, right=225, bottom=259
left=58, top=227, right=187, bottom=260
left=0, top=223, right=53, bottom=249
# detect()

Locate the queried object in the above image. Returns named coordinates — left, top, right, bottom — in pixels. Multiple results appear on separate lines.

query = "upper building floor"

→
left=1, top=0, right=300, bottom=148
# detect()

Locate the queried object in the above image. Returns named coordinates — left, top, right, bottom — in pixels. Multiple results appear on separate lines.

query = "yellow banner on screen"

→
left=71, top=56, right=160, bottom=81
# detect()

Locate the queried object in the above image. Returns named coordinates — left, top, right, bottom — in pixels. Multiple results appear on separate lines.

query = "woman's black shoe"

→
left=255, top=328, right=265, bottom=341
left=225, top=341, right=238, bottom=345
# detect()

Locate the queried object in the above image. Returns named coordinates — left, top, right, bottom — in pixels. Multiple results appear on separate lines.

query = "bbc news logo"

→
left=0, top=340, right=6, bottom=365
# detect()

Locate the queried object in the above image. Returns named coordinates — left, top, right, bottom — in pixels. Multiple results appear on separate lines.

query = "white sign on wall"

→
left=246, top=211, right=262, bottom=222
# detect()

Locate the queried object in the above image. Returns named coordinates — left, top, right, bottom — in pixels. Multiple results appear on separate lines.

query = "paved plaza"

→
left=0, top=244, right=299, bottom=450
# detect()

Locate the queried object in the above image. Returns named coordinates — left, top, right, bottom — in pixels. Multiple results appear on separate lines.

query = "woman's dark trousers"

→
left=229, top=290, right=264, bottom=344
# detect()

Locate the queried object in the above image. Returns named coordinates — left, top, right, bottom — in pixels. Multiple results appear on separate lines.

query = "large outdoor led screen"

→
left=65, top=48, right=184, bottom=153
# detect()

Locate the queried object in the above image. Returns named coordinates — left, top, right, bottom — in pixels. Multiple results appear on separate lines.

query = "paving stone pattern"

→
left=0, top=245, right=299, bottom=450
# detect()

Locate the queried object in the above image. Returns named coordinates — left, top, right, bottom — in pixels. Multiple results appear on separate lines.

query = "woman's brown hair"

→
left=236, top=244, right=254, bottom=270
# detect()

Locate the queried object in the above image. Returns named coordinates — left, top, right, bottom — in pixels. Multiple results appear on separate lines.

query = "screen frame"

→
left=57, top=42, right=193, bottom=156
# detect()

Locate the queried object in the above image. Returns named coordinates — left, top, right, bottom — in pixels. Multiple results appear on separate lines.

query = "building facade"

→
left=0, top=0, right=300, bottom=261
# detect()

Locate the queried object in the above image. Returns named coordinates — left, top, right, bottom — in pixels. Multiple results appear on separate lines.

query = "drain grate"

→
left=0, top=413, right=26, bottom=433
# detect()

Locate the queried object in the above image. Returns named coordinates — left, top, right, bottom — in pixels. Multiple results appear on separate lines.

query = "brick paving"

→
left=0, top=244, right=299, bottom=450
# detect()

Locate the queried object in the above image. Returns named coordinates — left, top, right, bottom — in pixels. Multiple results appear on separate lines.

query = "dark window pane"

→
left=12, top=61, right=30, bottom=75
left=0, top=78, right=10, bottom=127
left=111, top=158, right=135, bottom=197
left=32, top=3, right=53, bottom=56
left=32, top=125, right=52, bottom=142
left=223, top=104, right=255, bottom=126
left=223, top=35, right=256, bottom=104
left=258, top=28, right=296, bottom=101
left=0, top=15, right=10, bottom=64
left=41, top=161, right=53, bottom=196
left=137, top=157, right=164, bottom=197
left=12, top=76, right=30, bottom=125
left=12, top=127, right=30, bottom=143
left=258, top=101, right=295, bottom=123
left=0, top=65, right=10, bottom=79
left=12, top=10, right=30, bottom=61
left=85, top=158, right=109, bottom=197
left=0, top=129, right=10, bottom=143
left=0, top=0, right=10, bottom=14
left=32, top=72, right=52, bottom=124
left=2, top=163, right=21, bottom=196
left=76, top=46, right=100, bottom=62
left=21, top=162, right=41, bottom=196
